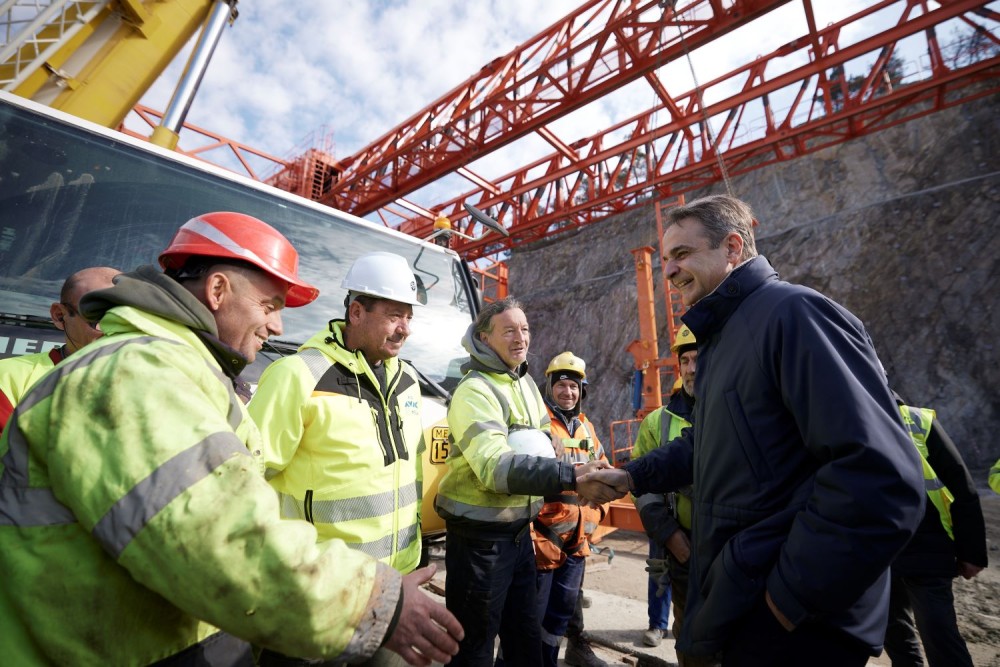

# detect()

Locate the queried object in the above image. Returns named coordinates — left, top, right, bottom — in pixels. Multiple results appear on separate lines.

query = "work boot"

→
left=642, top=627, right=666, bottom=647
left=564, top=636, right=608, bottom=667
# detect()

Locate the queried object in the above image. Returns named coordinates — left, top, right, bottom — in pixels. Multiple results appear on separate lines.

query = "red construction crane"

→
left=267, top=0, right=998, bottom=260
left=117, top=1, right=999, bottom=262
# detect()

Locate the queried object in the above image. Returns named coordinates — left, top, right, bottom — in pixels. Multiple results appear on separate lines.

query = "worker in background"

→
left=990, top=459, right=1000, bottom=494
left=435, top=297, right=613, bottom=667
left=631, top=326, right=700, bottom=664
left=249, top=251, right=426, bottom=667
left=0, top=265, right=119, bottom=433
left=531, top=351, right=609, bottom=667
left=0, top=212, right=462, bottom=667
left=432, top=212, right=453, bottom=248
left=576, top=195, right=925, bottom=667
left=631, top=375, right=679, bottom=649
left=884, top=399, right=987, bottom=667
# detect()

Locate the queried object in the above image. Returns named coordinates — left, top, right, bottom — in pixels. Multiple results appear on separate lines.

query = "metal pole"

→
left=151, top=0, right=235, bottom=147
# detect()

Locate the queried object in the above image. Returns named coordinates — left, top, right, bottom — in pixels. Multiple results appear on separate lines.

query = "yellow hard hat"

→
left=545, top=351, right=587, bottom=380
left=670, top=324, right=696, bottom=354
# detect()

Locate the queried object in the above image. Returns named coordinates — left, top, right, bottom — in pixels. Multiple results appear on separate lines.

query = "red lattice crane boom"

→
left=395, top=0, right=1000, bottom=260
left=312, top=0, right=787, bottom=218
left=117, top=1, right=999, bottom=263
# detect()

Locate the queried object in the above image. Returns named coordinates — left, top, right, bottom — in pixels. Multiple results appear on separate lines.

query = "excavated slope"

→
left=509, top=93, right=999, bottom=470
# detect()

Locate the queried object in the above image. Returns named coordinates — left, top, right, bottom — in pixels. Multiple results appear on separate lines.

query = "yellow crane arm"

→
left=6, top=0, right=215, bottom=128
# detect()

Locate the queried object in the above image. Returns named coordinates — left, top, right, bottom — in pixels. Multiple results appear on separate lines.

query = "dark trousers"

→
left=445, top=530, right=542, bottom=667
left=722, top=597, right=870, bottom=667
left=535, top=554, right=587, bottom=667
left=566, top=569, right=586, bottom=642
left=151, top=632, right=253, bottom=667
left=884, top=572, right=974, bottom=667
left=669, top=548, right=720, bottom=667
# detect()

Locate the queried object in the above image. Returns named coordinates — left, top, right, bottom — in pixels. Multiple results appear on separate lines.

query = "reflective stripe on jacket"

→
left=436, top=364, right=577, bottom=536
left=900, top=404, right=955, bottom=539
left=249, top=321, right=423, bottom=572
left=0, top=288, right=399, bottom=665
left=532, top=410, right=607, bottom=569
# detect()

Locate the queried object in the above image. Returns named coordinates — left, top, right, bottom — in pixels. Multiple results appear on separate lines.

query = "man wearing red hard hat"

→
left=0, top=212, right=462, bottom=667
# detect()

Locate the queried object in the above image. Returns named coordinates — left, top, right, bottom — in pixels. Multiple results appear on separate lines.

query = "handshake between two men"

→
left=574, top=463, right=632, bottom=506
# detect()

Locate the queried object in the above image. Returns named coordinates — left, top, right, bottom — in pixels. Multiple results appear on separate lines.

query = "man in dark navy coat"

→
left=578, top=195, right=925, bottom=667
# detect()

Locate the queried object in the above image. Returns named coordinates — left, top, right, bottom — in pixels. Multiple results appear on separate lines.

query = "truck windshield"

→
left=0, top=95, right=475, bottom=391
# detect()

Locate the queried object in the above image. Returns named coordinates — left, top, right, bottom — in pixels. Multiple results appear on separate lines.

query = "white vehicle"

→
left=0, top=91, right=481, bottom=536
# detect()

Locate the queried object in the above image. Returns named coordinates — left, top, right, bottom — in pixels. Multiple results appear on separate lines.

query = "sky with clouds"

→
left=134, top=0, right=989, bottom=219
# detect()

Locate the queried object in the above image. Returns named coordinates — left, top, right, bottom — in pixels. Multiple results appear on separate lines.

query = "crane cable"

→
left=661, top=0, right=736, bottom=197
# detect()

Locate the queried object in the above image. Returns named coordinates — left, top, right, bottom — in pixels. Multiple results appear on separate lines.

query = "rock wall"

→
left=509, top=93, right=1000, bottom=470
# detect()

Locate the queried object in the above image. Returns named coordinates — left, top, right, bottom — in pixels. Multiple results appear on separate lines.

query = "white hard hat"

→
left=341, top=251, right=421, bottom=306
left=507, top=428, right=555, bottom=459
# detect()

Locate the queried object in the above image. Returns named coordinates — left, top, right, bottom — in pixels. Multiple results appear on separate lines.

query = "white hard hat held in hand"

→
left=507, top=427, right=556, bottom=459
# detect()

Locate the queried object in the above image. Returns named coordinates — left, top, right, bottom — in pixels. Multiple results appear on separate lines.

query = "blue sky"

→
left=134, top=0, right=985, bottom=219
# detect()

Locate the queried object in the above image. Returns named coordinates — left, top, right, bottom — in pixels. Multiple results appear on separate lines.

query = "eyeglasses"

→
left=61, top=302, right=100, bottom=329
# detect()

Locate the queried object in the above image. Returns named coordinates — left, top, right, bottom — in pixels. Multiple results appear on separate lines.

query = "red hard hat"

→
left=159, top=212, right=319, bottom=307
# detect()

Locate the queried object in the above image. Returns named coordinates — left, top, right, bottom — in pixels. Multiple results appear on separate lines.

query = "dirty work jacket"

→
left=435, top=323, right=577, bottom=538
left=532, top=397, right=608, bottom=569
left=631, top=389, right=692, bottom=546
left=0, top=346, right=64, bottom=434
left=0, top=267, right=400, bottom=666
left=893, top=403, right=987, bottom=578
left=624, top=256, right=925, bottom=657
left=249, top=320, right=423, bottom=573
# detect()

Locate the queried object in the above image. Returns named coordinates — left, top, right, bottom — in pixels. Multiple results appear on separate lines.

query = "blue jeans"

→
left=445, top=529, right=542, bottom=667
left=884, top=572, right=974, bottom=667
left=535, top=555, right=587, bottom=667
left=648, top=540, right=671, bottom=630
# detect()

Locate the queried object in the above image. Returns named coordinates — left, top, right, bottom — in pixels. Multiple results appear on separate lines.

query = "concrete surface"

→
left=569, top=588, right=678, bottom=666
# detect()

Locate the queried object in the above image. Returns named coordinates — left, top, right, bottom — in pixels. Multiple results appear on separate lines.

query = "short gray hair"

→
left=666, top=194, right=758, bottom=262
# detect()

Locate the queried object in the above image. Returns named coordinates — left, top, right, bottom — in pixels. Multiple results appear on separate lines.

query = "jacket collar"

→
left=543, top=393, right=581, bottom=432
left=682, top=255, right=778, bottom=343
left=310, top=319, right=399, bottom=377
left=79, top=265, right=249, bottom=379
left=666, top=387, right=695, bottom=422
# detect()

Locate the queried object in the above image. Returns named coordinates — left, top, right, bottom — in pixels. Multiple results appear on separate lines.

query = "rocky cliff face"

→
left=509, top=93, right=999, bottom=470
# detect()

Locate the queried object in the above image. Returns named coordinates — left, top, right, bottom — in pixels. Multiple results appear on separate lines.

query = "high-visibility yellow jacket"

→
left=0, top=346, right=63, bottom=434
left=532, top=398, right=608, bottom=569
left=0, top=267, right=400, bottom=666
left=632, top=397, right=693, bottom=541
left=249, top=320, right=423, bottom=572
left=900, top=404, right=955, bottom=539
left=435, top=325, right=577, bottom=538
left=991, top=459, right=1000, bottom=495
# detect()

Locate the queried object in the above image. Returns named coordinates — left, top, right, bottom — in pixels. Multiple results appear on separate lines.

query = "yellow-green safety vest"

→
left=249, top=323, right=424, bottom=573
left=632, top=407, right=693, bottom=531
left=899, top=404, right=954, bottom=539
left=435, top=368, right=551, bottom=527
left=0, top=304, right=397, bottom=665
